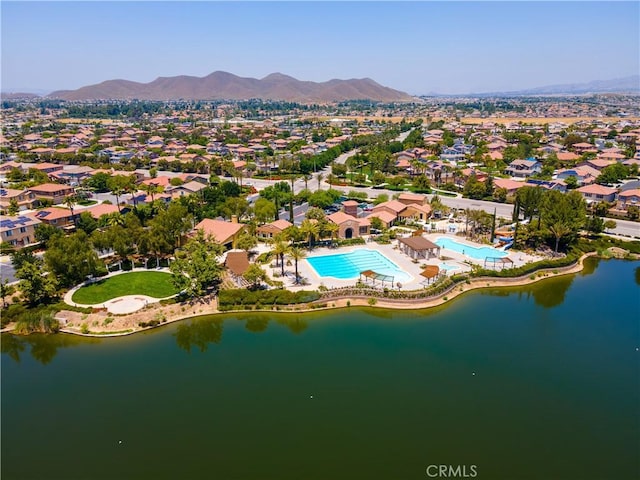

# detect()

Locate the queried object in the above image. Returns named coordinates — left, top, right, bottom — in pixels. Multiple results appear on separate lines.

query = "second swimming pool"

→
left=434, top=236, right=507, bottom=260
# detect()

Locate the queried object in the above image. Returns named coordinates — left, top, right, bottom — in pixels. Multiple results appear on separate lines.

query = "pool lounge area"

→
left=265, top=234, right=540, bottom=291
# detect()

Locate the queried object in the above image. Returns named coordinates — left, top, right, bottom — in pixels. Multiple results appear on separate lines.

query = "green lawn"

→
left=71, top=271, right=179, bottom=304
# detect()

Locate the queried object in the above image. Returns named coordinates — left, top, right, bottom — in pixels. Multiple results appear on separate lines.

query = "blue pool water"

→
left=439, top=263, right=460, bottom=272
left=307, top=249, right=412, bottom=282
left=435, top=237, right=507, bottom=260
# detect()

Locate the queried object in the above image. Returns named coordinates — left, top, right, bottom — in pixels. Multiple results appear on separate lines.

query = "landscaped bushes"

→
left=218, top=288, right=320, bottom=311
left=2, top=304, right=61, bottom=333
left=320, top=278, right=455, bottom=300
left=336, top=238, right=366, bottom=247
left=472, top=253, right=579, bottom=278
left=575, top=237, right=640, bottom=255
left=1, top=301, right=92, bottom=328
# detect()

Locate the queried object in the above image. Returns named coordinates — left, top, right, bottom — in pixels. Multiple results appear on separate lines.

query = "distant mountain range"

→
left=4, top=73, right=637, bottom=102
left=0, top=92, right=42, bottom=100
left=41, top=71, right=414, bottom=103
left=428, top=75, right=640, bottom=97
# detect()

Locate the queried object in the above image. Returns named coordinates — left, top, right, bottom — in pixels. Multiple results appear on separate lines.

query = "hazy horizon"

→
left=2, top=1, right=638, bottom=95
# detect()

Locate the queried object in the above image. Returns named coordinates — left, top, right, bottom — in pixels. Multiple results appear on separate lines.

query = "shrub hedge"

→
left=336, top=238, right=366, bottom=247
left=471, top=253, right=579, bottom=278
left=218, top=289, right=321, bottom=311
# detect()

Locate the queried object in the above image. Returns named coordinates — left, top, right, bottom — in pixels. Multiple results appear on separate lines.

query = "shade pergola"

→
left=225, top=251, right=250, bottom=278
left=420, top=265, right=440, bottom=285
left=484, top=257, right=515, bottom=270
left=359, top=269, right=395, bottom=286
left=398, top=236, right=441, bottom=260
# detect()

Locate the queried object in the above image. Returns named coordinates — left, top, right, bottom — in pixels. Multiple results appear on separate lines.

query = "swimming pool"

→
left=439, top=262, right=460, bottom=272
left=434, top=237, right=507, bottom=260
left=306, top=249, right=412, bottom=282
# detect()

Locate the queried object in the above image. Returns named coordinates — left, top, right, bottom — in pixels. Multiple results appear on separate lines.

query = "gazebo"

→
left=398, top=236, right=441, bottom=260
left=359, top=269, right=395, bottom=287
left=484, top=257, right=515, bottom=270
left=224, top=251, right=250, bottom=285
left=420, top=265, right=440, bottom=285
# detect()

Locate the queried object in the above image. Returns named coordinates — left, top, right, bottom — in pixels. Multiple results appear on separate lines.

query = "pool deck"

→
left=266, top=233, right=542, bottom=292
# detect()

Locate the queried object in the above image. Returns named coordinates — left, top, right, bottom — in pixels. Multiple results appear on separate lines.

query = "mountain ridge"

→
left=422, top=75, right=640, bottom=97
left=44, top=71, right=414, bottom=103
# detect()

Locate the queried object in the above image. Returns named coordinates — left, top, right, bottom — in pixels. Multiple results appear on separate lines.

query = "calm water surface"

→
left=2, top=259, right=639, bottom=480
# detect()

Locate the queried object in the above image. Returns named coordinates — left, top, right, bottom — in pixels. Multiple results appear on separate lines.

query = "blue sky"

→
left=2, top=1, right=638, bottom=95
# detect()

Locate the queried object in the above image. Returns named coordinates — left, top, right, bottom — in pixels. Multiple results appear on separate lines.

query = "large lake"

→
left=2, top=259, right=639, bottom=479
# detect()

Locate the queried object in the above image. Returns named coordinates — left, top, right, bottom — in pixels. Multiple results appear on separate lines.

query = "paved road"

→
left=1, top=251, right=45, bottom=284
left=333, top=149, right=359, bottom=165
left=608, top=218, right=640, bottom=238
left=0, top=257, right=17, bottom=283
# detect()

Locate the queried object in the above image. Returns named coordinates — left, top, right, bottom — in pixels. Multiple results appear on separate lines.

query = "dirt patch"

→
left=57, top=296, right=218, bottom=335
left=606, top=247, right=629, bottom=259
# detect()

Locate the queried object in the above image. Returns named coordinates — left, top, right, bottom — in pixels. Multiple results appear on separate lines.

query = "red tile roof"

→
left=194, top=219, right=244, bottom=245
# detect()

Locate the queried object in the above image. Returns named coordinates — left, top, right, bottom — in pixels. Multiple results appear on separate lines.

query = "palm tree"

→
left=468, top=209, right=485, bottom=238
left=548, top=222, right=571, bottom=253
left=323, top=222, right=339, bottom=244
left=288, top=246, right=306, bottom=284
left=303, top=174, right=312, bottom=190
left=143, top=183, right=164, bottom=204
left=289, top=174, right=298, bottom=196
left=105, top=212, right=125, bottom=228
left=316, top=173, right=324, bottom=191
left=326, top=173, right=338, bottom=188
left=124, top=176, right=139, bottom=207
left=299, top=219, right=320, bottom=249
left=64, top=195, right=77, bottom=226
left=272, top=238, right=289, bottom=277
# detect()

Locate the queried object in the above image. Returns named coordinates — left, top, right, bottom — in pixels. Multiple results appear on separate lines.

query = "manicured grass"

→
left=71, top=271, right=179, bottom=304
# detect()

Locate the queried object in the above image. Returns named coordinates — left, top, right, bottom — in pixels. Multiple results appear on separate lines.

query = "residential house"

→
left=617, top=189, right=640, bottom=211
left=493, top=178, right=527, bottom=196
left=98, top=148, right=135, bottom=164
left=525, top=179, right=567, bottom=192
left=556, top=151, right=581, bottom=163
left=597, top=152, right=627, bottom=163
left=440, top=146, right=466, bottom=164
left=85, top=203, right=122, bottom=220
left=576, top=184, right=617, bottom=204
left=193, top=218, right=245, bottom=249
left=28, top=183, right=75, bottom=205
left=0, top=161, right=25, bottom=175
left=50, top=166, right=95, bottom=186
left=572, top=142, right=597, bottom=154
left=29, top=207, right=77, bottom=228
left=29, top=162, right=64, bottom=175
left=166, top=181, right=207, bottom=198
left=0, top=188, right=37, bottom=211
left=505, top=159, right=542, bottom=179
left=555, top=165, right=600, bottom=186
left=0, top=215, right=41, bottom=248
left=256, top=219, right=292, bottom=240
left=459, top=168, right=488, bottom=186
left=579, top=159, right=616, bottom=171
